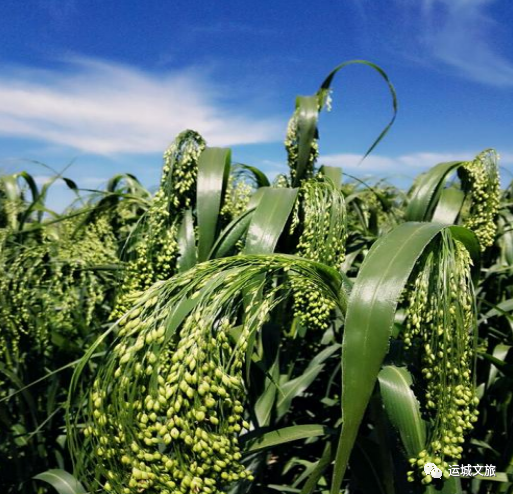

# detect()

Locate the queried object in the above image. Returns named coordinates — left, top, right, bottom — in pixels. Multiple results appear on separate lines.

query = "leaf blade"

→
left=246, top=424, right=328, bottom=452
left=196, top=147, right=231, bottom=261
left=378, top=365, right=426, bottom=458
left=244, top=188, right=298, bottom=254
left=33, top=469, right=87, bottom=494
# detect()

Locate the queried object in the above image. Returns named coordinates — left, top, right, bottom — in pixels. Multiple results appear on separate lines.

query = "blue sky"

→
left=1, top=0, right=512, bottom=209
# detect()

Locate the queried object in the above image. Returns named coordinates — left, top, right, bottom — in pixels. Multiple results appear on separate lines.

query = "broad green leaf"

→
left=177, top=209, right=197, bottom=272
left=378, top=365, right=426, bottom=458
left=196, top=147, right=231, bottom=261
left=330, top=222, right=480, bottom=493
left=247, top=186, right=267, bottom=209
left=246, top=424, right=328, bottom=452
left=432, top=188, right=464, bottom=224
left=244, top=188, right=298, bottom=254
left=405, top=161, right=463, bottom=221
left=33, top=469, right=87, bottom=494
left=498, top=212, right=513, bottom=265
left=293, top=95, right=319, bottom=187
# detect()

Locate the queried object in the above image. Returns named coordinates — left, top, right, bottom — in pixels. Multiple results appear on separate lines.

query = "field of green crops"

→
left=1, top=62, right=512, bottom=494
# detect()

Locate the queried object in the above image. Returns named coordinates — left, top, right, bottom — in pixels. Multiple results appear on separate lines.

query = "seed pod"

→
left=461, top=149, right=500, bottom=251
left=403, top=231, right=479, bottom=482
left=70, top=255, right=342, bottom=494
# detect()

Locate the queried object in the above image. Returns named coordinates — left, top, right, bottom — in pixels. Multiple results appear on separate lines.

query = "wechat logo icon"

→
left=424, top=462, right=443, bottom=479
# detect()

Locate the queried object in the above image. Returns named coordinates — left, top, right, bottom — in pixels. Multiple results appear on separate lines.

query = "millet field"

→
left=1, top=62, right=512, bottom=494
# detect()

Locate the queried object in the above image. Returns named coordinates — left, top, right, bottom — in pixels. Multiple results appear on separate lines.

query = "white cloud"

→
left=320, top=150, right=513, bottom=174
left=417, top=0, right=513, bottom=86
left=0, top=58, right=282, bottom=155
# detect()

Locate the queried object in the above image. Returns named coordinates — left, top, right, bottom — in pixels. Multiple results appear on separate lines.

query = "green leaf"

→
left=246, top=424, right=328, bottom=452
left=243, top=188, right=304, bottom=424
left=247, top=186, right=267, bottom=209
left=34, top=469, right=87, bottom=494
left=62, top=177, right=78, bottom=191
left=309, top=343, right=342, bottom=368
left=268, top=486, right=301, bottom=493
left=330, top=222, right=479, bottom=493
left=196, top=147, right=231, bottom=261
left=293, top=95, right=319, bottom=187
left=289, top=60, right=397, bottom=185
left=431, top=188, right=464, bottom=224
left=480, top=352, right=513, bottom=378
left=244, top=188, right=298, bottom=254
left=498, top=212, right=513, bottom=265
left=488, top=344, right=511, bottom=388
left=319, top=60, right=398, bottom=162
left=254, top=354, right=280, bottom=427
left=438, top=476, right=463, bottom=494
left=277, top=364, right=324, bottom=420
left=209, top=208, right=254, bottom=259
left=277, top=345, right=340, bottom=420
left=105, top=172, right=149, bottom=195
left=177, top=209, right=197, bottom=272
left=482, top=299, right=513, bottom=320
left=378, top=365, right=426, bottom=458
left=233, top=163, right=270, bottom=187
left=300, top=443, right=333, bottom=494
left=405, top=161, right=463, bottom=221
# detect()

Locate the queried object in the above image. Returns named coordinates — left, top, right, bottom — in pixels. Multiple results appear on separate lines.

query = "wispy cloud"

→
left=0, top=58, right=282, bottom=155
left=320, top=150, right=513, bottom=174
left=191, top=21, right=276, bottom=36
left=38, top=0, right=78, bottom=25
left=414, top=0, right=513, bottom=86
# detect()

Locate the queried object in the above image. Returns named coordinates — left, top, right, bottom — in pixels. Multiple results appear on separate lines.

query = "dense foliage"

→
left=1, top=62, right=512, bottom=494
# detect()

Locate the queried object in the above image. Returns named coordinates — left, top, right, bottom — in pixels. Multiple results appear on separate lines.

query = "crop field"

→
left=1, top=63, right=512, bottom=494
